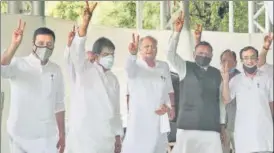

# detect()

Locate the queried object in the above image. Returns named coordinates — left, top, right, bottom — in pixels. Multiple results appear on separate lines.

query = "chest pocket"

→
left=41, top=73, right=56, bottom=99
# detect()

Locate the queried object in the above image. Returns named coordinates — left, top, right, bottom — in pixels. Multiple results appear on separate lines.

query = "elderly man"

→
left=219, top=50, right=240, bottom=153
left=222, top=46, right=273, bottom=153
left=167, top=11, right=225, bottom=153
left=64, top=2, right=123, bottom=153
left=121, top=34, right=175, bottom=153
left=1, top=20, right=65, bottom=153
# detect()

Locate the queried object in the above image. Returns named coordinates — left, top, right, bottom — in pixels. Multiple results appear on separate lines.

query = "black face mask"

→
left=195, top=55, right=211, bottom=67
left=243, top=65, right=257, bottom=74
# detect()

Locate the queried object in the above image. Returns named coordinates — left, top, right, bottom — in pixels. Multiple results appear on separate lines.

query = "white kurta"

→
left=259, top=63, right=273, bottom=77
left=65, top=34, right=123, bottom=153
left=166, top=31, right=224, bottom=153
left=229, top=70, right=273, bottom=153
left=1, top=54, right=65, bottom=153
left=121, top=55, right=173, bottom=153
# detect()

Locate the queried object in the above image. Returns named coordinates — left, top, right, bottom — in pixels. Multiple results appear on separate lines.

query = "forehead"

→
left=35, top=34, right=54, bottom=42
left=241, top=49, right=257, bottom=57
left=141, top=37, right=155, bottom=45
left=101, top=47, right=114, bottom=54
left=196, top=45, right=211, bottom=52
left=221, top=52, right=234, bottom=59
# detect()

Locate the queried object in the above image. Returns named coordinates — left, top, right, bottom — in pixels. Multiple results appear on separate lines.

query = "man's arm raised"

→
left=258, top=33, right=273, bottom=68
left=1, top=19, right=26, bottom=78
left=166, top=11, right=187, bottom=80
left=69, top=1, right=97, bottom=72
left=125, top=33, right=140, bottom=78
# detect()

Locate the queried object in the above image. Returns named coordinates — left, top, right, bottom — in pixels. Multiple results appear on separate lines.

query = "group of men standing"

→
left=1, top=1, right=273, bottom=153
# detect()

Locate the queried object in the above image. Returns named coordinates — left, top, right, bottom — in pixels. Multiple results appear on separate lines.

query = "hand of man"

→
left=173, top=11, right=184, bottom=33
left=168, top=107, right=175, bottom=120
left=12, top=19, right=26, bottom=47
left=220, top=126, right=227, bottom=146
left=83, top=0, right=98, bottom=23
left=155, top=104, right=169, bottom=115
left=221, top=61, right=229, bottom=82
left=114, top=136, right=122, bottom=153
left=67, top=25, right=76, bottom=47
left=56, top=134, right=65, bottom=153
left=128, top=33, right=139, bottom=55
left=263, top=32, right=273, bottom=50
left=194, top=24, right=202, bottom=42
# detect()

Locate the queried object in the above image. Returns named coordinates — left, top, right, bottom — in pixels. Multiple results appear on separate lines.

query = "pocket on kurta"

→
left=41, top=74, right=55, bottom=99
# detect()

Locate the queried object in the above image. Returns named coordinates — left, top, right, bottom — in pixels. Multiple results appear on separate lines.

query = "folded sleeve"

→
left=1, top=57, right=20, bottom=79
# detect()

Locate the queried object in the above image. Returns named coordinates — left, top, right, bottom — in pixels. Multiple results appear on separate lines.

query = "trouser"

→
left=172, top=129, right=223, bottom=153
left=9, top=135, right=58, bottom=153
left=222, top=129, right=235, bottom=153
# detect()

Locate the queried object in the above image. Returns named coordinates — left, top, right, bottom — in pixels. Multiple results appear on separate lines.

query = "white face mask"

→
left=99, top=55, right=114, bottom=70
left=35, top=47, right=53, bottom=61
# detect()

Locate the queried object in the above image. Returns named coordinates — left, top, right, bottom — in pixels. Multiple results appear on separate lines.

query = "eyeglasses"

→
left=242, top=56, right=258, bottom=61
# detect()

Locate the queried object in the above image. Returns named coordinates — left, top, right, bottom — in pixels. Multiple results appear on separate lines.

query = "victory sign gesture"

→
left=67, top=25, right=77, bottom=47
left=173, top=11, right=185, bottom=33
left=221, top=61, right=229, bottom=82
left=12, top=19, right=26, bottom=47
left=194, top=24, right=202, bottom=44
left=263, top=32, right=273, bottom=50
left=83, top=0, right=98, bottom=23
left=128, top=33, right=139, bottom=55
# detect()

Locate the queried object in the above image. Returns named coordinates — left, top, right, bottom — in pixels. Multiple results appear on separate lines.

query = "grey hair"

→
left=138, top=35, right=158, bottom=49
left=92, top=37, right=115, bottom=54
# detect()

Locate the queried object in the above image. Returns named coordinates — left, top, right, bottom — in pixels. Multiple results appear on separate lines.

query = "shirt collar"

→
left=137, top=58, right=158, bottom=69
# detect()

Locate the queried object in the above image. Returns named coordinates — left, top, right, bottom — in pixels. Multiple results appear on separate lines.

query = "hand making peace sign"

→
left=128, top=33, right=140, bottom=55
left=194, top=24, right=202, bottom=41
left=12, top=19, right=26, bottom=46
left=263, top=32, right=273, bottom=50
left=174, top=11, right=185, bottom=33
left=221, top=61, right=230, bottom=82
left=83, top=0, right=98, bottom=22
left=67, top=25, right=77, bottom=47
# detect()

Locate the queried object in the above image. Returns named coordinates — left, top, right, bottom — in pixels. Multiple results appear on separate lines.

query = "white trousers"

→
left=172, top=129, right=223, bottom=153
left=222, top=129, right=235, bottom=153
left=9, top=136, right=58, bottom=153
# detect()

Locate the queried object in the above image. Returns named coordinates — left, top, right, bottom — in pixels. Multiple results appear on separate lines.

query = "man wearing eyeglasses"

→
left=1, top=20, right=65, bottom=153
left=121, top=34, right=175, bottom=153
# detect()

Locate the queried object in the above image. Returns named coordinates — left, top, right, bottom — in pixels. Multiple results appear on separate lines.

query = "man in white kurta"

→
left=222, top=46, right=273, bottom=153
left=64, top=2, right=123, bottom=153
left=1, top=21, right=65, bottom=153
left=122, top=35, right=175, bottom=153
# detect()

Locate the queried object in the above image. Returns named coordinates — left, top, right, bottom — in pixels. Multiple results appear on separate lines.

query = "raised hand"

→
left=173, top=11, right=184, bottom=32
left=194, top=24, right=202, bottom=41
left=12, top=19, right=26, bottom=46
left=263, top=32, right=273, bottom=50
left=83, top=0, right=98, bottom=23
left=221, top=61, right=229, bottom=82
left=67, top=25, right=76, bottom=47
left=128, top=33, right=139, bottom=55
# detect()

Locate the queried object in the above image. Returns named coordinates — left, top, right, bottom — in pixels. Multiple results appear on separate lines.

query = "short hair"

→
left=33, top=27, right=55, bottom=41
left=195, top=41, right=213, bottom=52
left=220, top=49, right=237, bottom=61
left=239, top=46, right=258, bottom=59
left=138, top=36, right=158, bottom=49
left=92, top=37, right=115, bottom=54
